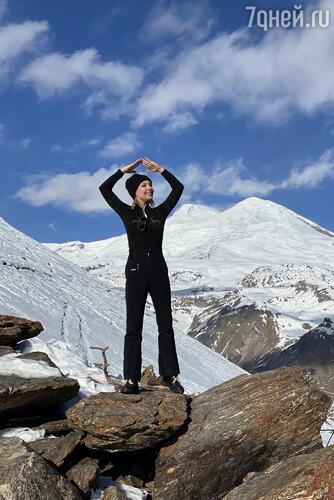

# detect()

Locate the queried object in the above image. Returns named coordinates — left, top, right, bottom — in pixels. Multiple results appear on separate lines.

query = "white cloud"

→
left=14, top=166, right=137, bottom=213
left=280, top=149, right=334, bottom=189
left=140, top=0, right=213, bottom=42
left=21, top=137, right=31, bottom=149
left=181, top=159, right=275, bottom=197
left=51, top=137, right=102, bottom=154
left=19, top=48, right=144, bottom=99
left=162, top=111, right=198, bottom=133
left=133, top=0, right=334, bottom=130
left=48, top=221, right=59, bottom=232
left=98, top=132, right=141, bottom=159
left=15, top=169, right=107, bottom=213
left=0, top=20, right=48, bottom=83
left=50, top=144, right=63, bottom=153
left=15, top=148, right=334, bottom=214
left=0, top=0, right=7, bottom=22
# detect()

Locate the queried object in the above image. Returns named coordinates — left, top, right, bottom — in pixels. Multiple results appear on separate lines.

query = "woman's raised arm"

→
left=99, top=159, right=142, bottom=215
left=142, top=157, right=184, bottom=218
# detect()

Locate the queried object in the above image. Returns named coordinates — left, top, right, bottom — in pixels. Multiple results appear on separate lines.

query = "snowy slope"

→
left=0, top=216, right=247, bottom=395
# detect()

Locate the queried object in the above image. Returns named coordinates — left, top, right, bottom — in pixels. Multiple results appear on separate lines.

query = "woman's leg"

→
left=124, top=272, right=149, bottom=382
left=148, top=270, right=180, bottom=378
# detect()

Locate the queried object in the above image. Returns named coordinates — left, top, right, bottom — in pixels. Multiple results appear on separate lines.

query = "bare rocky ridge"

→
left=245, top=317, right=334, bottom=389
left=185, top=264, right=334, bottom=375
left=188, top=299, right=280, bottom=366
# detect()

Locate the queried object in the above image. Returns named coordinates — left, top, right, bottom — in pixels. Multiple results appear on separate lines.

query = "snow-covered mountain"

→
left=0, top=216, right=247, bottom=395
left=43, top=198, right=334, bottom=367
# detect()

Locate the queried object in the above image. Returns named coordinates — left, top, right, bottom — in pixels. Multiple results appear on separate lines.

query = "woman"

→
left=99, top=157, right=184, bottom=394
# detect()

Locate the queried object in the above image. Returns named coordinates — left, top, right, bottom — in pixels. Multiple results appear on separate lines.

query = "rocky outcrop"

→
left=0, top=315, right=43, bottom=346
left=188, top=300, right=280, bottom=367
left=0, top=374, right=79, bottom=417
left=245, top=318, right=334, bottom=388
left=66, top=389, right=189, bottom=452
left=153, top=366, right=331, bottom=500
left=0, top=437, right=81, bottom=499
left=224, top=445, right=334, bottom=499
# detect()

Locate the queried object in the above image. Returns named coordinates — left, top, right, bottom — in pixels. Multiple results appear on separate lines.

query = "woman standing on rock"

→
left=99, top=157, right=184, bottom=394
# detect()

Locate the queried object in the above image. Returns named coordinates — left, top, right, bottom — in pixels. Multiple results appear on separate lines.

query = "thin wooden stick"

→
left=89, top=345, right=122, bottom=386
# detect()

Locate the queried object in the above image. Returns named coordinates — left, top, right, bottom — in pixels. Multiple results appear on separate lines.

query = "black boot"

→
left=160, top=375, right=184, bottom=394
left=120, top=378, right=139, bottom=394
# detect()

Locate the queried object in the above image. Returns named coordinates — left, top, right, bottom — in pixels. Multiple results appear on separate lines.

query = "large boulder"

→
left=0, top=437, right=81, bottom=499
left=0, top=315, right=43, bottom=346
left=66, top=389, right=189, bottom=452
left=0, top=374, right=79, bottom=417
left=224, top=445, right=334, bottom=499
left=153, top=366, right=332, bottom=500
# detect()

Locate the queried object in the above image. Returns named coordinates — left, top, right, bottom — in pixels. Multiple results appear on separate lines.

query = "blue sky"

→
left=1, top=0, right=334, bottom=243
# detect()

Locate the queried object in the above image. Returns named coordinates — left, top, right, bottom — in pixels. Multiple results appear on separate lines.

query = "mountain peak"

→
left=173, top=203, right=220, bottom=218
left=234, top=197, right=282, bottom=209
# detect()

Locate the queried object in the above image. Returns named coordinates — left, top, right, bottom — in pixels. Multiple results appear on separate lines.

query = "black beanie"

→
left=125, top=172, right=151, bottom=199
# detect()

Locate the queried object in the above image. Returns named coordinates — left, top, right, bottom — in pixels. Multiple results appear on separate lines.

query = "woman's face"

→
left=136, top=179, right=154, bottom=202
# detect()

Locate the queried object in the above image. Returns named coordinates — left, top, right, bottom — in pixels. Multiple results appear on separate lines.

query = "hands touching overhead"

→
left=120, top=157, right=165, bottom=174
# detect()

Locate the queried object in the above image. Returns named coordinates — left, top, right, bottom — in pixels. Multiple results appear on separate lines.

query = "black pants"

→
left=123, top=247, right=180, bottom=382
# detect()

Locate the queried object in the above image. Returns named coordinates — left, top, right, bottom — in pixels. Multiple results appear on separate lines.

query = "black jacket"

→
left=99, top=168, right=184, bottom=253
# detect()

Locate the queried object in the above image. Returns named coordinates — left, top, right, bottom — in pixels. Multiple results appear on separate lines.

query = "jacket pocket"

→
left=125, top=259, right=140, bottom=275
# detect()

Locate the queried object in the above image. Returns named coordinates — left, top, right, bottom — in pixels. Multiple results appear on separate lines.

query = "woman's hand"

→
left=142, top=157, right=165, bottom=173
left=121, top=158, right=143, bottom=174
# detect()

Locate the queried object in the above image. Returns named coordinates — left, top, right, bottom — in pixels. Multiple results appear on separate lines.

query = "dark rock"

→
left=33, top=418, right=70, bottom=436
left=224, top=446, right=334, bottom=499
left=102, top=484, right=129, bottom=499
left=31, top=431, right=85, bottom=468
left=29, top=436, right=61, bottom=455
left=0, top=437, right=82, bottom=499
left=140, top=365, right=160, bottom=386
left=4, top=411, right=66, bottom=429
left=153, top=366, right=332, bottom=500
left=245, top=317, right=334, bottom=388
left=188, top=301, right=280, bottom=366
left=0, top=374, right=79, bottom=417
left=18, top=351, right=58, bottom=368
left=66, top=390, right=188, bottom=452
left=118, top=474, right=144, bottom=488
left=0, top=314, right=43, bottom=346
left=0, top=345, right=14, bottom=356
left=67, top=457, right=99, bottom=498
